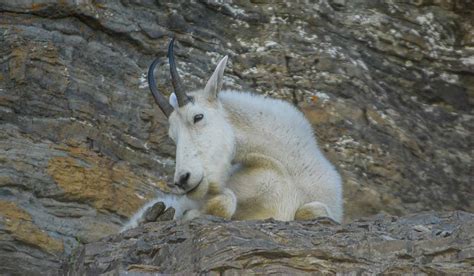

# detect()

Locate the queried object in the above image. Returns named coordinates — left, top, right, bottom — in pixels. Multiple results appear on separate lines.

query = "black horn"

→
left=168, top=38, right=191, bottom=106
left=147, top=57, right=174, bottom=117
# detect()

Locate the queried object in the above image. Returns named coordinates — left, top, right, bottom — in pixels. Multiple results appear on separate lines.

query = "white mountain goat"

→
left=126, top=39, right=343, bottom=228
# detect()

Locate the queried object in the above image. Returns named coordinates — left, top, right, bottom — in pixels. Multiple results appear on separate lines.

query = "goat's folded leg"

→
left=294, top=201, right=333, bottom=221
left=181, top=209, right=202, bottom=220
left=202, top=188, right=237, bottom=219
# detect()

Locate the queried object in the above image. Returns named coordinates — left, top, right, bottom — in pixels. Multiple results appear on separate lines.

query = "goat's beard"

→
left=187, top=162, right=231, bottom=200
left=186, top=177, right=209, bottom=200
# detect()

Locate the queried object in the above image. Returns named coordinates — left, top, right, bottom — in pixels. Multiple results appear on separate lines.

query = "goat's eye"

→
left=193, top=114, right=204, bottom=123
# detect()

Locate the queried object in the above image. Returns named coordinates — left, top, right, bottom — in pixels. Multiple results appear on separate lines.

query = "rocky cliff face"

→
left=0, top=0, right=473, bottom=274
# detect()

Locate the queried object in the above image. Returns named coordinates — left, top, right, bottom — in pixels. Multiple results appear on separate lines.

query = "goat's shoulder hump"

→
left=219, top=90, right=312, bottom=132
left=219, top=90, right=299, bottom=114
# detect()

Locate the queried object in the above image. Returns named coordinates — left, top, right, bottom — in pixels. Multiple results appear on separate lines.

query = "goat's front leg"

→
left=203, top=188, right=237, bottom=219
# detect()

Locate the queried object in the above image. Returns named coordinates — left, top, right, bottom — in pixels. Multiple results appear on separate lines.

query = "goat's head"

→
left=148, top=39, right=235, bottom=199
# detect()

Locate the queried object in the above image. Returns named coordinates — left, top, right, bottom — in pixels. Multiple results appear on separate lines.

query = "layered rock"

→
left=0, top=0, right=473, bottom=274
left=66, top=211, right=474, bottom=275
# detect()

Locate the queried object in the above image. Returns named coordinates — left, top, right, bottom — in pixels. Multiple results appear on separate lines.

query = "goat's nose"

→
left=175, top=172, right=190, bottom=189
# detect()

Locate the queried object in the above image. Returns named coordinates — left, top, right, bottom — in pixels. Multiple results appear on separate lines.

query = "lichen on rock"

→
left=47, top=144, right=159, bottom=217
left=0, top=201, right=64, bottom=253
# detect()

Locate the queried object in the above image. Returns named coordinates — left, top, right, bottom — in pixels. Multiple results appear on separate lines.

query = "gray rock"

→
left=65, top=211, right=474, bottom=275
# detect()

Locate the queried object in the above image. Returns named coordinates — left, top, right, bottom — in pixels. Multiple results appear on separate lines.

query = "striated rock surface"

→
left=66, top=211, right=474, bottom=275
left=0, top=0, right=473, bottom=274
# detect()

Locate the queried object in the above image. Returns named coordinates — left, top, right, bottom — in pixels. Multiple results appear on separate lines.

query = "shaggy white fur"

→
left=123, top=56, right=342, bottom=230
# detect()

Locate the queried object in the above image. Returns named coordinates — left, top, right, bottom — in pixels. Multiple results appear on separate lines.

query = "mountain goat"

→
left=130, top=39, right=343, bottom=227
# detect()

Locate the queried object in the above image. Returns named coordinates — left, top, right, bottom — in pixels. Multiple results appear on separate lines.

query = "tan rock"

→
left=47, top=145, right=161, bottom=217
left=0, top=201, right=63, bottom=254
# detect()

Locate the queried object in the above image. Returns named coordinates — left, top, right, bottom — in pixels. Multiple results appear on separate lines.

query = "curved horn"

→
left=168, top=38, right=191, bottom=107
left=147, top=57, right=174, bottom=117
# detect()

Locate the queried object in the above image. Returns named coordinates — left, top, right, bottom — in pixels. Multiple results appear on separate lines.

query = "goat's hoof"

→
left=157, top=206, right=175, bottom=221
left=143, top=202, right=175, bottom=223
left=144, top=202, right=165, bottom=222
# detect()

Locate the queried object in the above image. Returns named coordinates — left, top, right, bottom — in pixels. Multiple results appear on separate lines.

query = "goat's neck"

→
left=224, top=107, right=288, bottom=167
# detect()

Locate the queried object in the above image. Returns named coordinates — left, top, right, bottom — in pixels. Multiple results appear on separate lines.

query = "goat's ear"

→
left=204, top=55, right=228, bottom=101
left=169, top=92, right=178, bottom=109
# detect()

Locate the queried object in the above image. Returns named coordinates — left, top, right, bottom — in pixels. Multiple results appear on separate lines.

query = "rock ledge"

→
left=66, top=211, right=473, bottom=275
